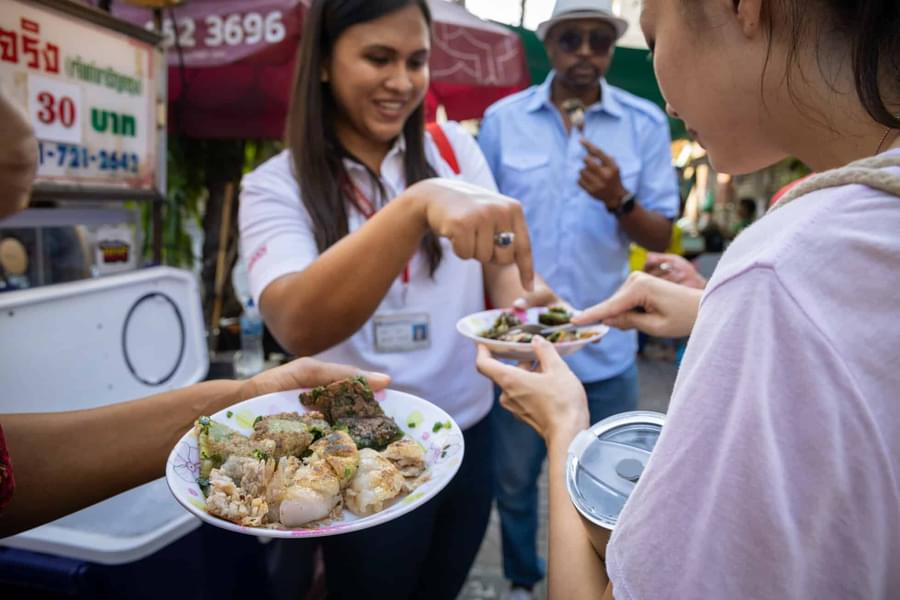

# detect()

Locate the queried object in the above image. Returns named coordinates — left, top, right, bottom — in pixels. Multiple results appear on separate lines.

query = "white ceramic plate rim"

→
left=456, top=308, right=609, bottom=352
left=165, top=387, right=464, bottom=538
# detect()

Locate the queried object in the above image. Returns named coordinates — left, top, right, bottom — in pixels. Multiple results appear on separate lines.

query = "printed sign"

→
left=143, top=5, right=291, bottom=64
left=27, top=73, right=82, bottom=144
left=92, top=224, right=136, bottom=275
left=0, top=0, right=164, bottom=195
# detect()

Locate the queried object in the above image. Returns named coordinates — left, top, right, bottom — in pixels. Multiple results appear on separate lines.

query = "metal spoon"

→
left=508, top=323, right=585, bottom=337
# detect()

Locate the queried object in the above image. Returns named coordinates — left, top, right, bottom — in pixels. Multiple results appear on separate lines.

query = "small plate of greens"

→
left=456, top=307, right=608, bottom=361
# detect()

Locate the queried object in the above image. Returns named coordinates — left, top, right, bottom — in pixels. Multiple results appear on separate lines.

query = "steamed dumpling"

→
left=309, top=430, right=359, bottom=489
left=381, top=438, right=430, bottom=493
left=279, top=457, right=341, bottom=527
left=206, top=461, right=271, bottom=527
left=381, top=438, right=426, bottom=478
left=344, top=448, right=405, bottom=516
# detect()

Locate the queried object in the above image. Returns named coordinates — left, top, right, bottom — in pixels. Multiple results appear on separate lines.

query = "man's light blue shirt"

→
left=479, top=73, right=679, bottom=382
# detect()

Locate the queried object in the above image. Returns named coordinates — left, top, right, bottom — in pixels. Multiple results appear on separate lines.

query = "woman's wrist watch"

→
left=613, top=191, right=637, bottom=218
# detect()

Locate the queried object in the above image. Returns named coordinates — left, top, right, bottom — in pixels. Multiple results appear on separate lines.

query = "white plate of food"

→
left=166, top=377, right=463, bottom=538
left=457, top=306, right=608, bottom=361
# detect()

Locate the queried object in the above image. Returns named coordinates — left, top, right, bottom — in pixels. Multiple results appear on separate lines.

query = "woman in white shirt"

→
left=239, top=1, right=555, bottom=598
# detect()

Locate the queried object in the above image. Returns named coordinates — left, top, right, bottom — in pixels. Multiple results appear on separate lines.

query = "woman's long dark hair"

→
left=286, top=0, right=442, bottom=274
left=762, top=0, right=900, bottom=130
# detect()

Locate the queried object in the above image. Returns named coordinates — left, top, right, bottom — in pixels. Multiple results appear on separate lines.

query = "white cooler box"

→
left=0, top=266, right=208, bottom=564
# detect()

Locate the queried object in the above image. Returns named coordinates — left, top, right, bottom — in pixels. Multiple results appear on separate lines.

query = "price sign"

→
left=0, top=0, right=164, bottom=197
left=27, top=74, right=82, bottom=144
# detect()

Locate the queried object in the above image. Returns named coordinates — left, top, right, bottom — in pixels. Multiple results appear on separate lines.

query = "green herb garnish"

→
left=197, top=416, right=211, bottom=434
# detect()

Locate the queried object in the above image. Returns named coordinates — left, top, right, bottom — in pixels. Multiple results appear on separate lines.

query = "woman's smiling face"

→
left=325, top=4, right=431, bottom=150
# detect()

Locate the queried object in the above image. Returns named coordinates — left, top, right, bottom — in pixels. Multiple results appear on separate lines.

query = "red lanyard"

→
left=342, top=175, right=411, bottom=292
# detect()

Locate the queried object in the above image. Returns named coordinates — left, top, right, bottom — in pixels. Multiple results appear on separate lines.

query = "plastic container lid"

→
left=566, top=410, right=665, bottom=530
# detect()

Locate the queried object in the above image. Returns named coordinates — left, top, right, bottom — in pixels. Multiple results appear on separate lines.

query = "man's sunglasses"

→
left=556, top=29, right=615, bottom=55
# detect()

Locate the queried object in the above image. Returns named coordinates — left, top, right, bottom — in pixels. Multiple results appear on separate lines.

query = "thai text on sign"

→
left=0, top=0, right=162, bottom=194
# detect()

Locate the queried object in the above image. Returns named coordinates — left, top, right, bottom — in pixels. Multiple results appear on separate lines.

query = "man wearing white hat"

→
left=479, top=1, right=679, bottom=598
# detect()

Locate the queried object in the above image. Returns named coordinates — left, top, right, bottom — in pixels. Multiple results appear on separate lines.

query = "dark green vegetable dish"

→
left=479, top=307, right=597, bottom=343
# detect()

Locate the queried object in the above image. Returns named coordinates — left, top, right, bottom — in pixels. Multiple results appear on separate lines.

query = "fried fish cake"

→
left=298, top=377, right=383, bottom=422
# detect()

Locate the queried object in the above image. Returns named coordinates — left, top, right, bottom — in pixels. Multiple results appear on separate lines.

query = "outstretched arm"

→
left=476, top=339, right=614, bottom=599
left=0, top=358, right=389, bottom=538
left=248, top=179, right=533, bottom=355
left=572, top=272, right=702, bottom=338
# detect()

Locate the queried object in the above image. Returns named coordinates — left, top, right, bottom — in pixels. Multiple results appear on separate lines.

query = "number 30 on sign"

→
left=28, top=73, right=83, bottom=145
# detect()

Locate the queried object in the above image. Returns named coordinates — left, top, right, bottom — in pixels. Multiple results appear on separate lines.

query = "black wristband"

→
left=614, top=192, right=637, bottom=217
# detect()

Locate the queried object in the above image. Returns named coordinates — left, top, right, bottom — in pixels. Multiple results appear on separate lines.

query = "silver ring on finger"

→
left=494, top=231, right=515, bottom=248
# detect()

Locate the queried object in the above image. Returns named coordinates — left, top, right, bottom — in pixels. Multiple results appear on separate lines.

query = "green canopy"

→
left=507, top=25, right=686, bottom=140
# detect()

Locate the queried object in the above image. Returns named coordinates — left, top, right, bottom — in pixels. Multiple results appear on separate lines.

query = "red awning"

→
left=92, top=0, right=528, bottom=138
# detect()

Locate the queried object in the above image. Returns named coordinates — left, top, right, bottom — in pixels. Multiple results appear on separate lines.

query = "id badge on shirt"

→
left=373, top=313, right=430, bottom=353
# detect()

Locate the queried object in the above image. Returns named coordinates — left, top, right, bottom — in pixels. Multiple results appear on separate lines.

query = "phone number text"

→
left=38, top=142, right=140, bottom=173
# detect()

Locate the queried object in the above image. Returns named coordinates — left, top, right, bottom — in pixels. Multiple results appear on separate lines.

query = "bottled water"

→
left=231, top=255, right=251, bottom=309
left=235, top=298, right=264, bottom=378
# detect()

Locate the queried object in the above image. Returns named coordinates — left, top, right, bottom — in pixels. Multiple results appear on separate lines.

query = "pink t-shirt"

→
left=607, top=151, right=900, bottom=600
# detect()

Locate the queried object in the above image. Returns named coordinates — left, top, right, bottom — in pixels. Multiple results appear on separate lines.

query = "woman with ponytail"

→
left=477, top=1, right=900, bottom=598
